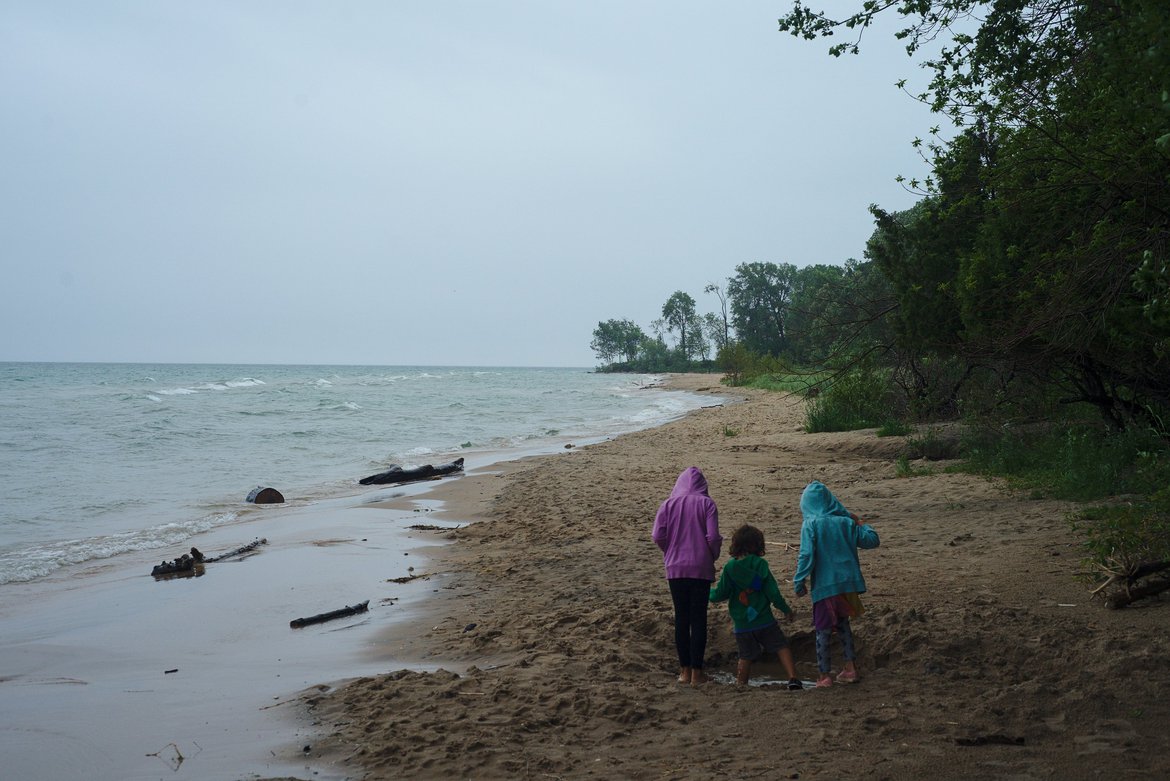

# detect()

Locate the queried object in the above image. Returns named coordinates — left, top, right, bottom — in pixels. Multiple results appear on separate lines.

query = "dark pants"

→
left=668, top=578, right=710, bottom=670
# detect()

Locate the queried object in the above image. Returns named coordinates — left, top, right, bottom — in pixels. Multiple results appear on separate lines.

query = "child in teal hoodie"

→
left=793, top=481, right=880, bottom=688
left=709, top=524, right=802, bottom=689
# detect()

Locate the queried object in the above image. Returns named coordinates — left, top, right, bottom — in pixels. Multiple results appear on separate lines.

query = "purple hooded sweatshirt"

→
left=652, top=467, right=722, bottom=581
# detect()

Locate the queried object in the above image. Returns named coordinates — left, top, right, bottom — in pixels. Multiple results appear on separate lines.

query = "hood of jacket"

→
left=800, top=480, right=849, bottom=522
left=669, top=467, right=709, bottom=499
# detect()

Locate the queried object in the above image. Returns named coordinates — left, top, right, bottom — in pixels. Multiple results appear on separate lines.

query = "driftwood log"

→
left=150, top=539, right=267, bottom=577
left=203, top=537, right=268, bottom=563
left=359, top=457, right=464, bottom=486
left=290, top=600, right=369, bottom=628
left=1092, top=560, right=1170, bottom=609
left=1105, top=577, right=1170, bottom=609
left=151, top=547, right=205, bottom=578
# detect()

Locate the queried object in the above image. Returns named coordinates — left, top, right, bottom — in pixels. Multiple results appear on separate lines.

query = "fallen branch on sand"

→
left=151, top=548, right=205, bottom=578
left=1090, top=558, right=1170, bottom=608
left=145, top=742, right=185, bottom=771
left=387, top=573, right=429, bottom=584
left=151, top=539, right=268, bottom=578
left=359, top=458, right=465, bottom=486
left=204, top=537, right=268, bottom=563
left=290, top=600, right=370, bottom=628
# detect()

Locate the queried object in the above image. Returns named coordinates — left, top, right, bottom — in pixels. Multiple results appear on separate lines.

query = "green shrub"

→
left=1071, top=487, right=1170, bottom=572
left=961, top=424, right=1170, bottom=501
left=894, top=454, right=933, bottom=478
left=804, top=368, right=895, bottom=433
left=877, top=420, right=912, bottom=437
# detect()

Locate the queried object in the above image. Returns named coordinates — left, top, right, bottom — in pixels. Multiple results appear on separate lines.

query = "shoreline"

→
left=0, top=373, right=724, bottom=781
left=289, top=373, right=1170, bottom=779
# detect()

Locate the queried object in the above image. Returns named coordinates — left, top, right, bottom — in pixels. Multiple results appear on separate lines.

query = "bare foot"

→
left=677, top=667, right=691, bottom=684
left=690, top=670, right=710, bottom=686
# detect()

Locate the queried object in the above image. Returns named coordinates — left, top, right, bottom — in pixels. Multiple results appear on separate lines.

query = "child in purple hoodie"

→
left=652, top=467, right=723, bottom=686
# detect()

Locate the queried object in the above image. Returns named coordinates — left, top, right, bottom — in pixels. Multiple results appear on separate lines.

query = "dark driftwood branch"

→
left=290, top=600, right=370, bottom=628
left=151, top=539, right=267, bottom=577
left=387, top=572, right=432, bottom=584
left=359, top=457, right=464, bottom=486
left=1105, top=575, right=1170, bottom=609
left=1089, top=558, right=1170, bottom=608
left=203, top=538, right=268, bottom=563
left=151, top=549, right=205, bottom=578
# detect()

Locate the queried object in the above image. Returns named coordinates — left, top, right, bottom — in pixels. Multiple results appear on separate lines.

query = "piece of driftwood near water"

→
left=290, top=600, right=369, bottom=628
left=203, top=538, right=268, bottom=563
left=151, top=539, right=267, bottom=578
left=151, top=548, right=205, bottom=578
left=359, top=457, right=465, bottom=486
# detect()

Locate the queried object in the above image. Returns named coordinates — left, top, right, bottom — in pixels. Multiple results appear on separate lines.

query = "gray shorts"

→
left=734, top=623, right=789, bottom=662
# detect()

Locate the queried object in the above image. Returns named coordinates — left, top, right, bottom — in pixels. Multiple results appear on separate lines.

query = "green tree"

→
left=590, top=318, right=646, bottom=365
left=785, top=264, right=846, bottom=364
left=661, top=291, right=700, bottom=360
left=704, top=283, right=732, bottom=350
left=780, top=0, right=1170, bottom=428
left=726, top=262, right=797, bottom=357
left=703, top=312, right=730, bottom=356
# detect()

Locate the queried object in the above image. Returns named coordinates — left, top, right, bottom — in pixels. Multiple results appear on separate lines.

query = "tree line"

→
left=590, top=260, right=888, bottom=377
left=593, top=0, right=1169, bottom=437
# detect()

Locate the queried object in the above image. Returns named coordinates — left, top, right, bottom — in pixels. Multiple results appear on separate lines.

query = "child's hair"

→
left=729, top=524, right=765, bottom=558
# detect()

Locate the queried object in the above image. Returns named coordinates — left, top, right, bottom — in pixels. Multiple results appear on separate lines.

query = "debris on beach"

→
left=145, top=742, right=185, bottom=771
left=150, top=539, right=267, bottom=578
left=150, top=547, right=205, bottom=578
left=246, top=486, right=285, bottom=504
left=290, top=600, right=370, bottom=628
left=387, top=572, right=430, bottom=583
left=203, top=537, right=267, bottom=563
left=358, top=457, right=465, bottom=486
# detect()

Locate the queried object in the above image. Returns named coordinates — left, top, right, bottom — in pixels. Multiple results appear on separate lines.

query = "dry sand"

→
left=288, top=374, right=1170, bottom=780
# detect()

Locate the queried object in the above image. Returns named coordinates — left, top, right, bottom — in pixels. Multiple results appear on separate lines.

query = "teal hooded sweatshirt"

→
left=709, top=554, right=792, bottom=633
left=793, top=481, right=880, bottom=603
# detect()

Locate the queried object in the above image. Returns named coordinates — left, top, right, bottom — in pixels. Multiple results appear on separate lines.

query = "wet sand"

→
left=290, top=374, right=1170, bottom=780
left=0, top=483, right=460, bottom=781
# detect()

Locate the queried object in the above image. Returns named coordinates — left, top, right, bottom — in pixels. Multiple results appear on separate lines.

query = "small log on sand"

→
left=290, top=600, right=370, bottom=628
left=359, top=457, right=464, bottom=486
left=203, top=538, right=268, bottom=563
left=1104, top=574, right=1170, bottom=609
left=151, top=548, right=205, bottom=578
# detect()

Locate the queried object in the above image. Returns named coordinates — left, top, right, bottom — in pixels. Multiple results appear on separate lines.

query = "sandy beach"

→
left=283, top=374, right=1170, bottom=780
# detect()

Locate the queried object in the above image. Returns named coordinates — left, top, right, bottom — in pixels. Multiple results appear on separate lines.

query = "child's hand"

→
left=795, top=583, right=808, bottom=597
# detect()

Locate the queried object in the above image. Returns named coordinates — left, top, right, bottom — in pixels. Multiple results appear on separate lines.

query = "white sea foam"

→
left=0, top=512, right=237, bottom=585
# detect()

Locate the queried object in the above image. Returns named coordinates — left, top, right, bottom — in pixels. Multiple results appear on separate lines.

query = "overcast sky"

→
left=1, top=1, right=937, bottom=367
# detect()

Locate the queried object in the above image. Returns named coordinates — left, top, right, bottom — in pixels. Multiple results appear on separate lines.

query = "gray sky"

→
left=1, top=1, right=935, bottom=367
